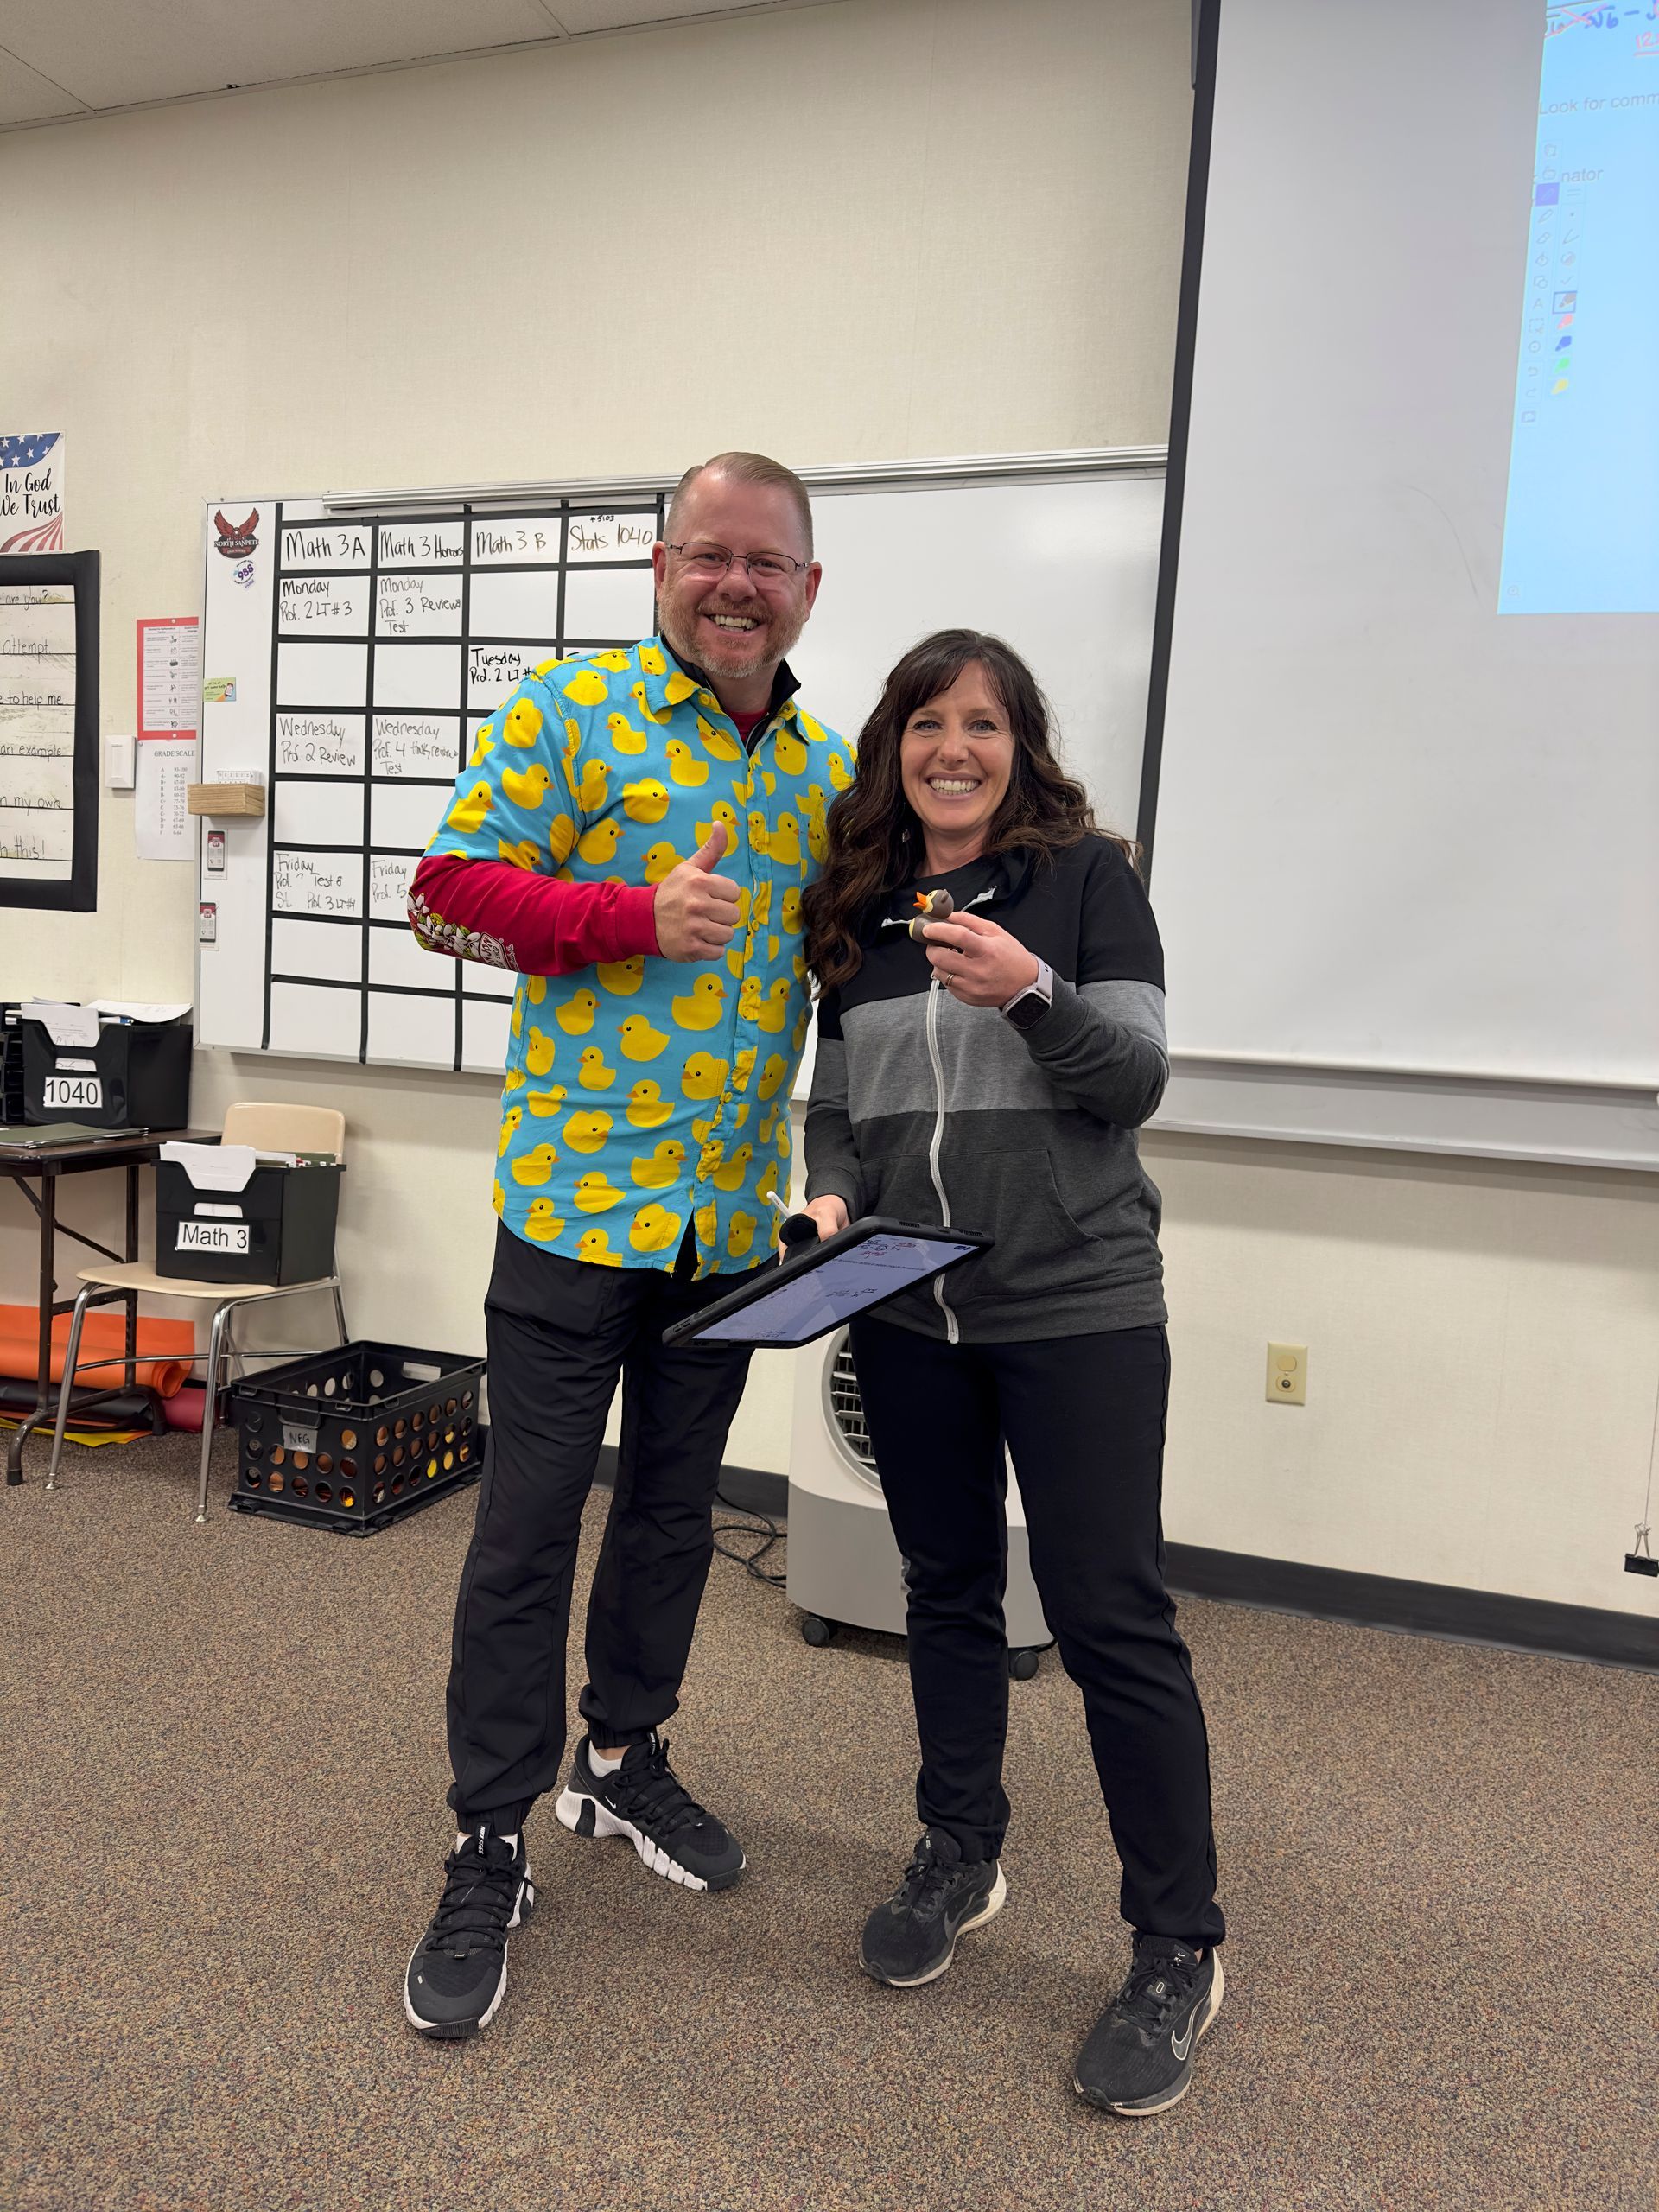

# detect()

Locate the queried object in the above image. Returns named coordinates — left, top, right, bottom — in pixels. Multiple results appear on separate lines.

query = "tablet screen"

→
left=690, top=1230, right=983, bottom=1345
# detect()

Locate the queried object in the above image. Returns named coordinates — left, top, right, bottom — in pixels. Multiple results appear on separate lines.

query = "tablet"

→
left=663, top=1217, right=993, bottom=1349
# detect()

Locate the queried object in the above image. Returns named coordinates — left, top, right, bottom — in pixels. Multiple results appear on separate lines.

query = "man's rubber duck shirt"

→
left=411, top=639, right=849, bottom=1275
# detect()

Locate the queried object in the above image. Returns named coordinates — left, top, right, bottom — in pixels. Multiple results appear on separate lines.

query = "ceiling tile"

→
left=0, top=0, right=564, bottom=111
left=544, top=1, right=794, bottom=31
left=0, top=41, right=90, bottom=124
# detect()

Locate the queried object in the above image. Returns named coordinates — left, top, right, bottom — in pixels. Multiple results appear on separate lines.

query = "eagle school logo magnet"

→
left=213, top=508, right=259, bottom=560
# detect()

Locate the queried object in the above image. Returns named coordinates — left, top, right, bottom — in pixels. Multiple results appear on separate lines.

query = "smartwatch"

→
left=1001, top=957, right=1054, bottom=1032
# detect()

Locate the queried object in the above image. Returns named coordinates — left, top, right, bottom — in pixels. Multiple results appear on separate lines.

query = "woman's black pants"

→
left=847, top=1314, right=1224, bottom=1950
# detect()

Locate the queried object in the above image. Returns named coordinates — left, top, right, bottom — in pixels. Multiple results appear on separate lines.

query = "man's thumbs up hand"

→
left=655, top=822, right=741, bottom=963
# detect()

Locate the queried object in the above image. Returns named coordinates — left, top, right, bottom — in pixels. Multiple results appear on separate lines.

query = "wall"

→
left=2, top=0, right=1654, bottom=1620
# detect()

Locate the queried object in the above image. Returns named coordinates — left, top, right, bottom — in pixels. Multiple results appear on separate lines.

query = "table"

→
left=1, top=1128, right=215, bottom=1484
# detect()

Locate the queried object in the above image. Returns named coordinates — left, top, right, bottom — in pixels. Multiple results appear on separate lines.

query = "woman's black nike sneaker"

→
left=403, top=1826, right=536, bottom=2039
left=555, top=1732, right=746, bottom=1891
left=1073, top=1936, right=1224, bottom=2114
left=859, top=1829, right=1007, bottom=1987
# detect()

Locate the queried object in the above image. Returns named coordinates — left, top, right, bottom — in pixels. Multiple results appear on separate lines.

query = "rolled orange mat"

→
left=0, top=1303, right=195, bottom=1397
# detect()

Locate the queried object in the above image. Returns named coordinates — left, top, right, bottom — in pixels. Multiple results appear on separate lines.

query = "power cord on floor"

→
left=713, top=1487, right=788, bottom=1588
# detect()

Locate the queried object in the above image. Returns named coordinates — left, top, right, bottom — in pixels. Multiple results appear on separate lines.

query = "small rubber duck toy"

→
left=908, top=887, right=955, bottom=943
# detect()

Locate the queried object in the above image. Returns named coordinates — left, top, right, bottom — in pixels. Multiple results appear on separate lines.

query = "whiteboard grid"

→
left=259, top=496, right=663, bottom=1069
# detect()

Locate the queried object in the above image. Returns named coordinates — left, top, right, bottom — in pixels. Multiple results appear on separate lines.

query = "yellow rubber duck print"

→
left=597, top=955, right=645, bottom=997
left=578, top=1229, right=623, bottom=1267
left=631, top=680, right=673, bottom=725
left=751, top=880, right=772, bottom=926
left=791, top=1004, right=810, bottom=1052
left=664, top=739, right=709, bottom=788
left=671, top=975, right=726, bottom=1031
left=503, top=699, right=543, bottom=747
left=696, top=715, right=743, bottom=762
left=504, top=1066, right=526, bottom=1093
left=726, top=940, right=747, bottom=982
left=695, top=1199, right=719, bottom=1247
left=498, top=1107, right=522, bottom=1156
left=626, top=1081, right=673, bottom=1128
left=533, top=656, right=571, bottom=678
left=732, top=1045, right=758, bottom=1091
left=695, top=800, right=742, bottom=852
left=607, top=712, right=649, bottom=756
left=492, top=1179, right=505, bottom=1216
left=781, top=887, right=804, bottom=934
left=664, top=671, right=698, bottom=707
left=525, top=1027, right=556, bottom=1077
left=577, top=1046, right=617, bottom=1091
left=573, top=1170, right=626, bottom=1214
left=798, top=710, right=829, bottom=744
left=628, top=1203, right=683, bottom=1255
left=549, top=813, right=577, bottom=865
left=682, top=1052, right=729, bottom=1102
left=643, top=841, right=683, bottom=885
left=757, top=1051, right=788, bottom=1099
left=761, top=771, right=777, bottom=798
left=526, top=973, right=547, bottom=1004
left=562, top=668, right=610, bottom=707
left=619, top=1014, right=669, bottom=1062
left=747, top=810, right=770, bottom=855
left=527, top=1085, right=568, bottom=1118
left=524, top=1198, right=565, bottom=1243
left=773, top=727, right=807, bottom=776
left=828, top=749, right=854, bottom=791
left=563, top=1109, right=613, bottom=1154
left=727, top=1211, right=759, bottom=1259
left=758, top=1103, right=781, bottom=1147
left=555, top=990, right=600, bottom=1037
left=577, top=817, right=621, bottom=866
left=511, top=994, right=524, bottom=1041
left=768, top=813, right=803, bottom=868
left=469, top=725, right=496, bottom=766
left=571, top=759, right=609, bottom=814
left=631, top=1139, right=687, bottom=1189
left=639, top=643, right=667, bottom=677
left=711, top=1143, right=753, bottom=1193
left=806, top=810, right=828, bottom=863
left=739, top=976, right=792, bottom=1033
left=447, top=781, right=492, bottom=835
left=512, top=1144, right=560, bottom=1188
left=501, top=761, right=551, bottom=810
left=592, top=649, right=632, bottom=674
left=498, top=837, right=540, bottom=870
left=756, top=1157, right=780, bottom=1203
left=728, top=1101, right=751, bottom=1130
left=622, top=779, right=671, bottom=825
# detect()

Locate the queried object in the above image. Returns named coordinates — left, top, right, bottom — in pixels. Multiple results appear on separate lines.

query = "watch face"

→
left=1006, top=990, right=1048, bottom=1031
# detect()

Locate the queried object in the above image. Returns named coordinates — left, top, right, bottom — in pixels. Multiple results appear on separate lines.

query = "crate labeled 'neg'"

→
left=228, top=1341, right=485, bottom=1535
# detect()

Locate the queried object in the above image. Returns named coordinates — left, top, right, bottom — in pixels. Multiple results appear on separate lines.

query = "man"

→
left=401, top=453, right=846, bottom=2038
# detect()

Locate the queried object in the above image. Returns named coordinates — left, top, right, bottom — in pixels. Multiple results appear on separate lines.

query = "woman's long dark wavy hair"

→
left=803, top=630, right=1132, bottom=991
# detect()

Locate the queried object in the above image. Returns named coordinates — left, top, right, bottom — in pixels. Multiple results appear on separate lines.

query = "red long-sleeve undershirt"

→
left=408, top=851, right=660, bottom=976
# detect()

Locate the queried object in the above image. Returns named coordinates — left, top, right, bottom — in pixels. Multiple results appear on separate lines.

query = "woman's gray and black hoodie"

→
left=804, top=835, right=1168, bottom=1344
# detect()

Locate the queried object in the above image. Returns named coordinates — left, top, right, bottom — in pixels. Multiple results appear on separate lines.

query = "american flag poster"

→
left=0, top=431, right=66, bottom=554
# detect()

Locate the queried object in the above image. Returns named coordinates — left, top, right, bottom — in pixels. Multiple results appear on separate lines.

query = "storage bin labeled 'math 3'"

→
left=156, top=1141, right=343, bottom=1284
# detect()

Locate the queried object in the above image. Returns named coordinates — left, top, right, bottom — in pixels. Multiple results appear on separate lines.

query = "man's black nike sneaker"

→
left=859, top=1829, right=1007, bottom=1987
left=404, top=1826, right=535, bottom=2039
left=554, top=1732, right=745, bottom=1891
left=1073, top=1936, right=1224, bottom=2115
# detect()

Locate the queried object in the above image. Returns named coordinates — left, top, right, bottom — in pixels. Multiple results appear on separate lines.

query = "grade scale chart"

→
left=195, top=493, right=662, bottom=1071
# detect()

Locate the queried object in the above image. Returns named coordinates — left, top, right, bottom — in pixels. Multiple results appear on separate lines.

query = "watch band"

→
left=1001, top=957, right=1054, bottom=1028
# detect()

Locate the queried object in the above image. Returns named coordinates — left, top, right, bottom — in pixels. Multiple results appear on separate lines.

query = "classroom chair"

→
left=43, top=1102, right=349, bottom=1522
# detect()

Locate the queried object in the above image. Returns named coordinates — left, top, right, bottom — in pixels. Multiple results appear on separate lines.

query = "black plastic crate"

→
left=226, top=1340, right=485, bottom=1536
left=0, top=1007, right=24, bottom=1124
left=21, top=1009, right=192, bottom=1128
left=156, top=1158, right=343, bottom=1284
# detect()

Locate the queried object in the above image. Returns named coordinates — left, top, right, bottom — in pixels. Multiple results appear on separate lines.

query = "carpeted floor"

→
left=1, top=1430, right=1655, bottom=2212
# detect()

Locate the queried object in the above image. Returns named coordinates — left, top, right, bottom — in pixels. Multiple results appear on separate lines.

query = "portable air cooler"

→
left=786, top=1328, right=1052, bottom=1677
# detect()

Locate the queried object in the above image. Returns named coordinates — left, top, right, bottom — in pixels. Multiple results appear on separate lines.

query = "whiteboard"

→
left=194, top=456, right=1164, bottom=1074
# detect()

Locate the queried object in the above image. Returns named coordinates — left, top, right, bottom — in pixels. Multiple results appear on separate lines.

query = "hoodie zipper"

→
left=923, top=976, right=959, bottom=1344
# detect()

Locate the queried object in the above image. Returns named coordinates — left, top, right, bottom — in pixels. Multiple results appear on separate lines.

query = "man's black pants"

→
left=847, top=1315, right=1224, bottom=1950
left=447, top=1223, right=753, bottom=1829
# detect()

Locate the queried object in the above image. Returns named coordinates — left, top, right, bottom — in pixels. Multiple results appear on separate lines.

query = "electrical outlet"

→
left=1267, top=1342, right=1306, bottom=1405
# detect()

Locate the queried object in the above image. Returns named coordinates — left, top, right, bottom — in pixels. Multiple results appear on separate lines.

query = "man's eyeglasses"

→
left=664, top=541, right=809, bottom=585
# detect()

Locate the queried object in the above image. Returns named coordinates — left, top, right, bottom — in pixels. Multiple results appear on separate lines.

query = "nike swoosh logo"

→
left=1172, top=2008, right=1197, bottom=2062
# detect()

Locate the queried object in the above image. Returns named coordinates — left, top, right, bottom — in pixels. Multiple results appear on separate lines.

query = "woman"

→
left=800, top=631, right=1224, bottom=2119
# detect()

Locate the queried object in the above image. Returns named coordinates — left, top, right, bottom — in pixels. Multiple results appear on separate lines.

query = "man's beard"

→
left=660, top=594, right=806, bottom=683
